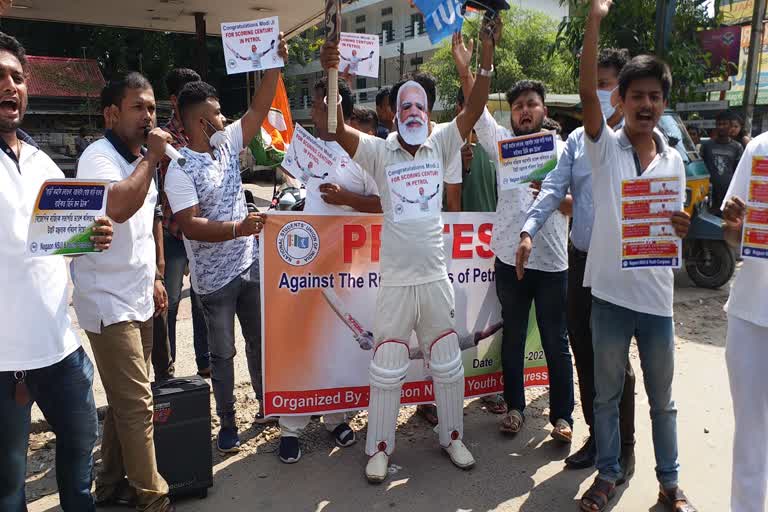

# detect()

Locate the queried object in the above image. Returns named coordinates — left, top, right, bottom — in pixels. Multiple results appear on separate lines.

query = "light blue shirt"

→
left=522, top=127, right=594, bottom=253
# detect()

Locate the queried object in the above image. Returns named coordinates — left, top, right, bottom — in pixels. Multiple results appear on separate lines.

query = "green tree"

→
left=421, top=5, right=576, bottom=108
left=553, top=0, right=720, bottom=103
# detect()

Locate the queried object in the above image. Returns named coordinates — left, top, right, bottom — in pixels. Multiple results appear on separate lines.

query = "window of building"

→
left=355, top=14, right=366, bottom=23
left=410, top=13, right=425, bottom=35
left=381, top=7, right=393, bottom=16
left=356, top=77, right=367, bottom=90
left=356, top=27, right=366, bottom=33
left=410, top=56, right=424, bottom=66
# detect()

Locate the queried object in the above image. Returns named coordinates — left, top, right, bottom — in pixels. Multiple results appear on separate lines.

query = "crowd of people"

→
left=2, top=0, right=768, bottom=510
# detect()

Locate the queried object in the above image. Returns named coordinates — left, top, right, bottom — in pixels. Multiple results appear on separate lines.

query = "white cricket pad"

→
left=429, top=331, right=465, bottom=447
left=365, top=340, right=409, bottom=456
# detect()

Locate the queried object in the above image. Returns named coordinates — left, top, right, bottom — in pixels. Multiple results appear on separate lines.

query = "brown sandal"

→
left=658, top=486, right=697, bottom=512
left=580, top=477, right=616, bottom=511
left=481, top=394, right=508, bottom=414
left=499, top=410, right=524, bottom=434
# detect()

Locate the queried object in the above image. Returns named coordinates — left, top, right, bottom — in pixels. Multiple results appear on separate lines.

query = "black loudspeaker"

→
left=152, top=376, right=213, bottom=499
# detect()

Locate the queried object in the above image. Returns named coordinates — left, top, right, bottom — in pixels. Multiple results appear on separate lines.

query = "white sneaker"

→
left=443, top=440, right=475, bottom=469
left=365, top=451, right=389, bottom=483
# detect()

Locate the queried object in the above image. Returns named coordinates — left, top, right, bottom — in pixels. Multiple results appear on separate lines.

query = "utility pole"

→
left=399, top=42, right=405, bottom=79
left=742, top=0, right=767, bottom=136
left=654, top=0, right=677, bottom=57
left=194, top=12, right=209, bottom=80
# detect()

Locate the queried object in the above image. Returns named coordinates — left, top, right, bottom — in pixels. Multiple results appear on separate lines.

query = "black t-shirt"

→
left=701, top=139, right=743, bottom=209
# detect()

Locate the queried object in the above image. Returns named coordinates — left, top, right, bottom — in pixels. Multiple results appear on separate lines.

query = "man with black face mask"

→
left=163, top=35, right=288, bottom=455
left=454, top=37, right=575, bottom=446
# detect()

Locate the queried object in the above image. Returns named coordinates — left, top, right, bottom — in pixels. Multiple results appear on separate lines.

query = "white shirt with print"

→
left=474, top=108, right=568, bottom=272
left=165, top=120, right=256, bottom=295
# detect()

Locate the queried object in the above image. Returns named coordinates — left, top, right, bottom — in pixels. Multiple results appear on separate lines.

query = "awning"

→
left=5, top=0, right=326, bottom=37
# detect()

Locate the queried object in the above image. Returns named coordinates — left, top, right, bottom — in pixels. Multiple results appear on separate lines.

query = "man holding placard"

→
left=320, top=14, right=501, bottom=483
left=577, top=0, right=694, bottom=509
left=453, top=35, right=575, bottom=444
left=520, top=48, right=637, bottom=472
left=164, top=34, right=288, bottom=454
left=721, top=135, right=768, bottom=512
left=0, top=27, right=114, bottom=511
left=276, top=77, right=381, bottom=464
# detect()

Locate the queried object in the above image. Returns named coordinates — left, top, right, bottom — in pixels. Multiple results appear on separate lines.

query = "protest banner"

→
left=620, top=176, right=683, bottom=269
left=27, top=179, right=109, bottom=256
left=496, top=131, right=558, bottom=190
left=261, top=213, right=549, bottom=417
left=221, top=17, right=283, bottom=75
left=281, top=124, right=339, bottom=188
left=742, top=156, right=768, bottom=260
left=339, top=32, right=379, bottom=78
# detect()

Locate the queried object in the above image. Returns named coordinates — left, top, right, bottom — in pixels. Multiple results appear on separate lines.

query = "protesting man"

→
left=520, top=48, right=636, bottom=473
left=375, top=86, right=394, bottom=138
left=164, top=34, right=288, bottom=453
left=0, top=29, right=113, bottom=511
left=577, top=1, right=695, bottom=510
left=700, top=110, right=743, bottom=214
left=277, top=77, right=381, bottom=464
left=721, top=136, right=768, bottom=512
left=158, top=67, right=211, bottom=377
left=320, top=14, right=501, bottom=483
left=72, top=72, right=174, bottom=511
left=453, top=35, right=575, bottom=443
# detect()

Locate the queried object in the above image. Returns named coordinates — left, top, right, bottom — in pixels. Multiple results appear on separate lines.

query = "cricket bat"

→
left=324, top=0, right=341, bottom=133
left=321, top=288, right=374, bottom=350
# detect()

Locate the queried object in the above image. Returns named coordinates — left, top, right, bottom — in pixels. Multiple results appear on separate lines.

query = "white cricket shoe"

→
left=365, top=452, right=390, bottom=483
left=443, top=440, right=475, bottom=469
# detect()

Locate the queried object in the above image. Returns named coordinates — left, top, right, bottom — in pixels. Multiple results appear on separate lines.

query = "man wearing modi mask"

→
left=320, top=15, right=502, bottom=483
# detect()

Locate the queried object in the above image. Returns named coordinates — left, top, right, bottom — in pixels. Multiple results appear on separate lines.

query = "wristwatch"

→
left=478, top=65, right=494, bottom=77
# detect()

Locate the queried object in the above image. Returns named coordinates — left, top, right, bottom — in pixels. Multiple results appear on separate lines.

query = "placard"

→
left=496, top=131, right=558, bottom=190
left=620, top=176, right=683, bottom=269
left=281, top=124, right=339, bottom=187
left=741, top=156, right=768, bottom=260
left=27, top=179, right=109, bottom=256
left=221, top=17, right=284, bottom=75
left=339, top=32, right=379, bottom=78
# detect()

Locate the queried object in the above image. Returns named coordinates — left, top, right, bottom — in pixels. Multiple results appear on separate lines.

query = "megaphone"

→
left=461, top=0, right=509, bottom=19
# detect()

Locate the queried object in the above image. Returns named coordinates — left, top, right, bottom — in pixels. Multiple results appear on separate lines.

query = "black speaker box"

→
left=152, top=376, right=213, bottom=499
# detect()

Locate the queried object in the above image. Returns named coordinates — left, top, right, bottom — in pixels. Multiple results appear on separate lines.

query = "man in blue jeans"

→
left=0, top=26, right=114, bottom=510
left=165, top=36, right=288, bottom=452
left=158, top=67, right=210, bottom=376
left=453, top=37, right=575, bottom=442
left=577, top=1, right=696, bottom=510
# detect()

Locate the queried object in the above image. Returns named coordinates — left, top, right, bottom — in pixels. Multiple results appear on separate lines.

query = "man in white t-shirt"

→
left=577, top=1, right=695, bottom=510
left=164, top=34, right=288, bottom=456
left=277, top=77, right=381, bottom=464
left=72, top=72, right=174, bottom=511
left=0, top=28, right=114, bottom=511
left=721, top=134, right=768, bottom=512
left=454, top=33, right=575, bottom=444
left=320, top=15, right=500, bottom=483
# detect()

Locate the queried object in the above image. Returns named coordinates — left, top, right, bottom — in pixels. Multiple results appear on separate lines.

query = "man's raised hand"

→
left=452, top=32, right=474, bottom=75
left=590, top=0, right=613, bottom=20
left=277, top=32, right=288, bottom=62
left=321, top=40, right=340, bottom=71
left=479, top=15, right=502, bottom=47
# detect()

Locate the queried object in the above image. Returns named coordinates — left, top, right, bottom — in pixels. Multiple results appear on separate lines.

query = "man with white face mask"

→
left=518, top=48, right=638, bottom=476
left=320, top=16, right=501, bottom=483
left=163, top=35, right=288, bottom=454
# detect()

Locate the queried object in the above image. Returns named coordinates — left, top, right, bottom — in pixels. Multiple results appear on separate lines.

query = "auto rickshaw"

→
left=487, top=96, right=735, bottom=289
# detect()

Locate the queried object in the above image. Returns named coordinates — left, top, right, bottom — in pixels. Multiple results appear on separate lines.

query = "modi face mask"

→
left=396, top=81, right=429, bottom=146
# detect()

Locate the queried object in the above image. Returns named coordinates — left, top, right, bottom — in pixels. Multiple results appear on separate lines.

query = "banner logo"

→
left=277, top=220, right=320, bottom=266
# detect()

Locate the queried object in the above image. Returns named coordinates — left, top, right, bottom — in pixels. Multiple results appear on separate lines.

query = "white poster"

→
left=221, top=17, right=284, bottom=75
left=385, top=159, right=443, bottom=223
left=339, top=32, right=380, bottom=78
left=281, top=124, right=339, bottom=187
